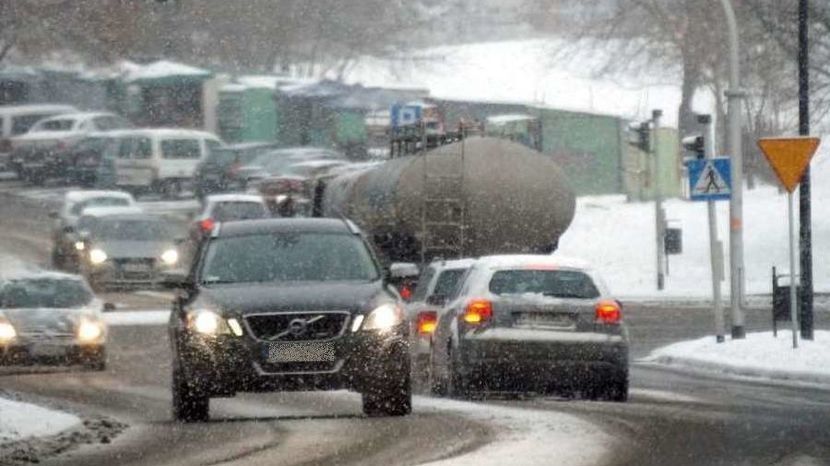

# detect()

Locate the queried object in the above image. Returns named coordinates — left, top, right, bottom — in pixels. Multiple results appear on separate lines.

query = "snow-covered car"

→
left=50, top=190, right=137, bottom=269
left=10, top=112, right=131, bottom=183
left=77, top=213, right=180, bottom=290
left=406, top=258, right=476, bottom=386
left=111, top=128, right=224, bottom=198
left=235, top=147, right=343, bottom=183
left=193, top=142, right=280, bottom=200
left=62, top=205, right=146, bottom=271
left=0, top=272, right=108, bottom=370
left=189, top=193, right=269, bottom=239
left=428, top=255, right=629, bottom=400
left=0, top=104, right=78, bottom=172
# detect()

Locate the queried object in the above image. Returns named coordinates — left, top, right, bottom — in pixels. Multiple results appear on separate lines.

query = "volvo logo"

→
left=268, top=315, right=327, bottom=341
left=287, top=318, right=308, bottom=337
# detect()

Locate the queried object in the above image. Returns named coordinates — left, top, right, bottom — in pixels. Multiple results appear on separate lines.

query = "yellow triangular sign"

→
left=757, top=137, right=821, bottom=193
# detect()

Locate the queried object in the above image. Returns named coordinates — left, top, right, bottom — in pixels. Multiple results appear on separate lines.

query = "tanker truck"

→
left=316, top=136, right=575, bottom=264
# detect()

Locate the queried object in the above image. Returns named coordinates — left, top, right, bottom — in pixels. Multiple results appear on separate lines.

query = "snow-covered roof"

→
left=124, top=60, right=212, bottom=84
left=64, top=190, right=135, bottom=204
left=79, top=206, right=144, bottom=217
left=205, top=193, right=265, bottom=204
left=430, top=257, right=478, bottom=270
left=476, top=254, right=594, bottom=270
left=486, top=113, right=536, bottom=124
left=0, top=104, right=78, bottom=117
left=103, top=128, right=222, bottom=141
left=37, top=112, right=117, bottom=123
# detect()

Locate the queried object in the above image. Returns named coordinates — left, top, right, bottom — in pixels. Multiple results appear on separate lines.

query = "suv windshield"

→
left=201, top=232, right=379, bottom=284
left=489, top=269, right=600, bottom=299
left=212, top=202, right=267, bottom=222
left=0, top=278, right=92, bottom=308
left=92, top=219, right=171, bottom=241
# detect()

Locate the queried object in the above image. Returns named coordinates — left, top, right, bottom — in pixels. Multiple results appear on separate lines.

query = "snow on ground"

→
left=415, top=396, right=611, bottom=466
left=344, top=38, right=714, bottom=127
left=103, top=310, right=169, bottom=327
left=0, top=398, right=81, bottom=444
left=644, top=331, right=830, bottom=386
left=556, top=140, right=830, bottom=299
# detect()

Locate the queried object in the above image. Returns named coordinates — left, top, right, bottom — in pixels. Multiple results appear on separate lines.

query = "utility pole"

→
left=653, top=110, right=665, bottom=291
left=700, top=115, right=726, bottom=343
left=797, top=0, right=813, bottom=340
left=718, top=0, right=746, bottom=339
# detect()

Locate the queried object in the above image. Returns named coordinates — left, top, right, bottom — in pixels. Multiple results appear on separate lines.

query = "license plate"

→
left=30, top=345, right=67, bottom=358
left=266, top=342, right=335, bottom=363
left=122, top=262, right=151, bottom=273
left=515, top=313, right=575, bottom=329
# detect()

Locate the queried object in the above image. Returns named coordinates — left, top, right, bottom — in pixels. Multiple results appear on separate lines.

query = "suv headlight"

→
left=0, top=320, right=16, bottom=343
left=89, top=248, right=107, bottom=265
left=160, top=249, right=178, bottom=266
left=77, top=317, right=104, bottom=342
left=186, top=310, right=243, bottom=337
left=361, top=303, right=403, bottom=332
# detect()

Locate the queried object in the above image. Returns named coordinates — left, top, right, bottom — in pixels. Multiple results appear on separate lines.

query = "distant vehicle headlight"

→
left=187, top=310, right=231, bottom=336
left=0, top=321, right=16, bottom=342
left=361, top=303, right=403, bottom=332
left=77, top=318, right=104, bottom=342
left=74, top=241, right=85, bottom=251
left=160, top=249, right=179, bottom=266
left=89, top=249, right=107, bottom=265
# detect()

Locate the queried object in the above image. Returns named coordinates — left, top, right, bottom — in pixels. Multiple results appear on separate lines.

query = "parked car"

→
left=111, top=128, right=223, bottom=198
left=64, top=133, right=122, bottom=187
left=194, top=142, right=280, bottom=199
left=235, top=147, right=343, bottom=183
left=0, top=104, right=77, bottom=173
left=51, top=190, right=138, bottom=269
left=77, top=213, right=180, bottom=290
left=10, top=112, right=131, bottom=184
left=0, top=271, right=108, bottom=370
left=406, top=258, right=476, bottom=386
left=165, top=218, right=416, bottom=422
left=428, top=255, right=629, bottom=400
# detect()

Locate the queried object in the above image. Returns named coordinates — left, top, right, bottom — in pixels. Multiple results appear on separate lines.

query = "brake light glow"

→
left=417, top=311, right=438, bottom=335
left=463, top=299, right=492, bottom=324
left=200, top=218, right=215, bottom=232
left=595, top=300, right=622, bottom=324
left=399, top=284, right=412, bottom=301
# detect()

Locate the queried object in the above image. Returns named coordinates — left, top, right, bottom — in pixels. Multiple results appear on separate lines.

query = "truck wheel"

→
left=172, top=368, right=210, bottom=422
left=362, top=350, right=412, bottom=417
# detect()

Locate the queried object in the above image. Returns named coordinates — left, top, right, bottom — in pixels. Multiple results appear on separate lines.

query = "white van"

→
left=0, top=104, right=78, bottom=170
left=112, top=129, right=223, bottom=197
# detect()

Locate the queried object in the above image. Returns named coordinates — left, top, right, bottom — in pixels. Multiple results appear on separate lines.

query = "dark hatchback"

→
left=193, top=142, right=279, bottom=199
left=166, top=218, right=412, bottom=422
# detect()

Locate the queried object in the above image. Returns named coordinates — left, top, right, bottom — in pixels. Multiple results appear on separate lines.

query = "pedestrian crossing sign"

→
left=687, top=157, right=731, bottom=201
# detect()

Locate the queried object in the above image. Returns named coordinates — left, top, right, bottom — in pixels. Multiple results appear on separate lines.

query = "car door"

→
left=115, top=136, right=155, bottom=187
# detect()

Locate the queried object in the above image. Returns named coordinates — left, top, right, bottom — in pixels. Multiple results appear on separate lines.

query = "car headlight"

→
left=186, top=310, right=243, bottom=336
left=77, top=318, right=104, bottom=342
left=74, top=241, right=85, bottom=251
left=0, top=321, right=16, bottom=343
left=361, top=303, right=404, bottom=332
left=160, top=249, right=179, bottom=266
left=89, top=248, right=107, bottom=265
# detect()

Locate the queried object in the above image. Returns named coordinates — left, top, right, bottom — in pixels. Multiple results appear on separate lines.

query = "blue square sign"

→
left=687, top=157, right=732, bottom=201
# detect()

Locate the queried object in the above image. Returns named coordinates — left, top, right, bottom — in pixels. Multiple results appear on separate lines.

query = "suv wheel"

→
left=172, top=368, right=210, bottom=422
left=362, top=349, right=412, bottom=417
left=446, top=348, right=469, bottom=399
left=606, top=370, right=629, bottom=402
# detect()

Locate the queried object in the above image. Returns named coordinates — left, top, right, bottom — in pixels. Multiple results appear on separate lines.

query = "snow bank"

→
left=124, top=60, right=211, bottom=83
left=416, top=396, right=612, bottom=466
left=0, top=398, right=81, bottom=444
left=103, top=310, right=169, bottom=327
left=643, top=331, right=830, bottom=385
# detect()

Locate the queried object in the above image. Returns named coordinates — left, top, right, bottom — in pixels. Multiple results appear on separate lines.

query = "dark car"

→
left=429, top=255, right=629, bottom=401
left=64, top=134, right=120, bottom=187
left=193, top=142, right=280, bottom=199
left=235, top=147, right=343, bottom=184
left=165, top=218, right=414, bottom=422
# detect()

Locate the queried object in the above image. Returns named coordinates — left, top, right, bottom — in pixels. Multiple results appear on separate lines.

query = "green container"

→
left=218, top=86, right=278, bottom=143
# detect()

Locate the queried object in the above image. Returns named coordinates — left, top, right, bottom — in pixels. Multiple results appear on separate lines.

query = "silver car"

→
left=0, top=272, right=108, bottom=370
left=429, top=255, right=629, bottom=400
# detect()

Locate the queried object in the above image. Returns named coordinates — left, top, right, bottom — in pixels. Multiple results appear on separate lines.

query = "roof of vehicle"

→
left=205, top=193, right=265, bottom=204
left=287, top=159, right=349, bottom=169
left=36, top=112, right=119, bottom=123
left=100, top=127, right=222, bottom=140
left=0, top=104, right=78, bottom=116
left=64, top=190, right=135, bottom=204
left=265, top=146, right=340, bottom=156
left=0, top=269, right=86, bottom=283
left=79, top=205, right=144, bottom=217
left=218, top=142, right=280, bottom=151
left=475, top=254, right=594, bottom=271
left=430, top=258, right=477, bottom=271
left=214, top=218, right=359, bottom=238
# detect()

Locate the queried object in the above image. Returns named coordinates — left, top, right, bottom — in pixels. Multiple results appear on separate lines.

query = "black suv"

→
left=166, top=218, right=413, bottom=422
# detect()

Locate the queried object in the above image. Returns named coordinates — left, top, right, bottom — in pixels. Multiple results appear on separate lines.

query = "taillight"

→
left=399, top=284, right=413, bottom=301
left=199, top=218, right=215, bottom=232
left=417, top=311, right=438, bottom=336
left=463, top=299, right=492, bottom=324
left=595, top=299, right=622, bottom=324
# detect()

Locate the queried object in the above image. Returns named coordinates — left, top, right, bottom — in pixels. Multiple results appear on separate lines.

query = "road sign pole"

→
left=798, top=0, right=813, bottom=340
left=787, top=191, right=800, bottom=349
left=700, top=115, right=725, bottom=342
left=653, top=110, right=665, bottom=291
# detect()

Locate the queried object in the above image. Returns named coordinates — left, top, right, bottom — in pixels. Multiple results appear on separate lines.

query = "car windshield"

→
left=432, top=268, right=467, bottom=298
left=70, top=197, right=130, bottom=216
left=0, top=278, right=92, bottom=308
left=488, top=269, right=600, bottom=299
left=92, top=219, right=171, bottom=241
left=211, top=202, right=267, bottom=222
left=201, top=232, right=379, bottom=284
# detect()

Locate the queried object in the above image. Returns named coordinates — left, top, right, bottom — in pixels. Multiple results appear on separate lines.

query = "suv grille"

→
left=245, top=312, right=349, bottom=342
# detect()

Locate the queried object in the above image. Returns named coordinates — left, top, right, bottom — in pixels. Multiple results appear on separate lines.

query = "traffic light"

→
left=628, top=121, right=651, bottom=152
left=682, top=135, right=705, bottom=159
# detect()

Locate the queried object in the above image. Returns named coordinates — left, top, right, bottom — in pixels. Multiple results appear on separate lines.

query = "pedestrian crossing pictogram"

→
left=686, top=157, right=732, bottom=201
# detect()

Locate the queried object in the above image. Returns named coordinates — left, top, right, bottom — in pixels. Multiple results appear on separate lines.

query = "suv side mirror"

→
left=426, top=294, right=447, bottom=307
left=102, top=302, right=116, bottom=312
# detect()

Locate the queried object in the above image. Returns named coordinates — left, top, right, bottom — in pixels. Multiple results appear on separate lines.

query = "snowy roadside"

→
left=0, top=397, right=81, bottom=445
left=415, top=396, right=613, bottom=466
left=642, top=331, right=830, bottom=387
